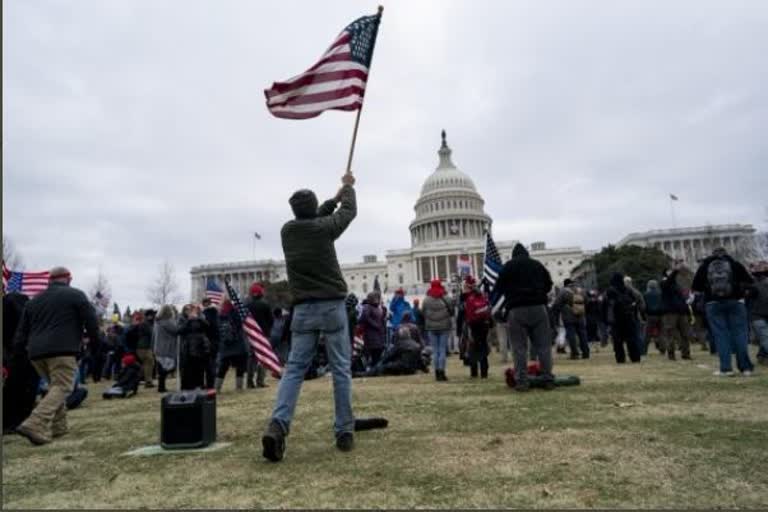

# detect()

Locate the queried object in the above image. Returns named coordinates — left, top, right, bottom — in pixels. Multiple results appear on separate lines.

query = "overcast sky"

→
left=4, top=0, right=767, bottom=308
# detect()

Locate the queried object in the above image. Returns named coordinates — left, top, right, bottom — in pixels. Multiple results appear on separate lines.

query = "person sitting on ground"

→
left=357, top=312, right=423, bottom=377
left=215, top=299, right=249, bottom=392
left=102, top=354, right=141, bottom=399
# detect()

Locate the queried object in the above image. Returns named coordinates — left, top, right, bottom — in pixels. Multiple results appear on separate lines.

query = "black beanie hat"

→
left=289, top=189, right=319, bottom=219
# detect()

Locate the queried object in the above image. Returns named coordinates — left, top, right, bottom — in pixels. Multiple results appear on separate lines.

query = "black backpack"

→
left=707, top=257, right=734, bottom=298
left=613, top=289, right=637, bottom=322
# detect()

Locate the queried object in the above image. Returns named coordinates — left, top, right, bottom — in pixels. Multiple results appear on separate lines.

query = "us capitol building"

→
left=190, top=131, right=588, bottom=300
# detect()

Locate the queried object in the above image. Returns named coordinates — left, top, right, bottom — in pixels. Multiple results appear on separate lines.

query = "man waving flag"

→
left=264, top=10, right=382, bottom=119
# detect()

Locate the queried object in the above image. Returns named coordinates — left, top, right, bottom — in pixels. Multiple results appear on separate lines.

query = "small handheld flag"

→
left=204, top=278, right=225, bottom=306
left=224, top=279, right=283, bottom=378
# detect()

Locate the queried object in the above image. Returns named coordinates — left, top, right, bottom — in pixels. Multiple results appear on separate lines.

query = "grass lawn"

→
left=3, top=346, right=767, bottom=509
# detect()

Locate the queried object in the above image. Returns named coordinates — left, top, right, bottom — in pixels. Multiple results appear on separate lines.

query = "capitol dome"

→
left=410, top=131, right=491, bottom=248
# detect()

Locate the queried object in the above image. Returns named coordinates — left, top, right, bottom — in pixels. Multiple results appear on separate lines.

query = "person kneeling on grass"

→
left=103, top=354, right=141, bottom=399
left=356, top=312, right=423, bottom=377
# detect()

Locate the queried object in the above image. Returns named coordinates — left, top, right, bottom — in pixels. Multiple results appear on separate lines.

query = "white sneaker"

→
left=713, top=370, right=735, bottom=377
left=741, top=371, right=753, bottom=377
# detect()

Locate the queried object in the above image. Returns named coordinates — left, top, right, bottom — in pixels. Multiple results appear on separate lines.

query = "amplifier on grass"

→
left=160, top=389, right=217, bottom=449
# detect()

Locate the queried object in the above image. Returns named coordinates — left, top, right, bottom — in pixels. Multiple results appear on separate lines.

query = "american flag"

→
left=3, top=262, right=50, bottom=297
left=264, top=11, right=382, bottom=119
left=481, top=232, right=505, bottom=313
left=224, top=279, right=283, bottom=378
left=204, top=278, right=225, bottom=306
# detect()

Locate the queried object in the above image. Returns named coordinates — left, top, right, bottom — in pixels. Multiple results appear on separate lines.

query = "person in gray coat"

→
left=152, top=305, right=178, bottom=393
left=422, top=279, right=455, bottom=381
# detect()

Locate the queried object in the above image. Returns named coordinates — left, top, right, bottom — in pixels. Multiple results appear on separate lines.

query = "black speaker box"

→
left=161, top=389, right=217, bottom=449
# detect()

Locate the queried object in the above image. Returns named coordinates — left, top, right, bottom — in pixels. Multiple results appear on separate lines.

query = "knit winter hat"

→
left=427, top=279, right=445, bottom=298
left=220, top=300, right=234, bottom=315
left=289, top=189, right=319, bottom=219
left=122, top=354, right=137, bottom=366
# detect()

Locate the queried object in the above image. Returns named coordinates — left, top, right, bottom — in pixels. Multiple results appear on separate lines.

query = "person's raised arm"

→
left=320, top=173, right=357, bottom=240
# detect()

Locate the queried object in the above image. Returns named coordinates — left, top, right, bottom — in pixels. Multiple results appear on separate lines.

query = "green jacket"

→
left=281, top=185, right=357, bottom=304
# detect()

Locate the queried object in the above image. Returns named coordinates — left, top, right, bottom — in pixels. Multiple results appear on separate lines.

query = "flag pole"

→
left=344, top=5, right=384, bottom=175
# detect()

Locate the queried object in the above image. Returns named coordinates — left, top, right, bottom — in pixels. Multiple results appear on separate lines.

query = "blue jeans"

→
left=705, top=300, right=753, bottom=373
left=427, top=330, right=449, bottom=371
left=753, top=317, right=768, bottom=359
left=270, top=300, right=354, bottom=436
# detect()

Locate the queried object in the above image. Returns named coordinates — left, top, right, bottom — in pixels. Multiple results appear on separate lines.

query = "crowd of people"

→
left=3, top=173, right=766, bottom=462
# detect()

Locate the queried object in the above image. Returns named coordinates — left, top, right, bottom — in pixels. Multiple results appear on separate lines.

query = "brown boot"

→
left=16, top=424, right=51, bottom=446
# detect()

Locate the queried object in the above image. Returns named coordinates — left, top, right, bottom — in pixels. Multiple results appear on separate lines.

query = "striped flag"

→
left=224, top=279, right=283, bottom=378
left=204, top=278, right=225, bottom=306
left=481, top=233, right=505, bottom=313
left=264, top=11, right=382, bottom=119
left=3, top=262, right=50, bottom=297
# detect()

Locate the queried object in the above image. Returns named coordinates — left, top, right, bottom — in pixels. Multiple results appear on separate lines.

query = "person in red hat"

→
left=102, top=354, right=141, bottom=399
left=422, top=279, right=455, bottom=381
left=14, top=266, right=99, bottom=445
left=245, top=282, right=272, bottom=388
left=464, top=279, right=492, bottom=379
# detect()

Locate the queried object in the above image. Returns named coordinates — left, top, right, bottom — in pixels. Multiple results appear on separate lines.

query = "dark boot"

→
left=262, top=420, right=286, bottom=462
left=435, top=370, right=441, bottom=381
left=336, top=431, right=354, bottom=452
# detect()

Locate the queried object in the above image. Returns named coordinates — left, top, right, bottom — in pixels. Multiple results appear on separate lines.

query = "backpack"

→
left=613, top=289, right=636, bottom=322
left=572, top=293, right=586, bottom=317
left=707, top=257, right=734, bottom=298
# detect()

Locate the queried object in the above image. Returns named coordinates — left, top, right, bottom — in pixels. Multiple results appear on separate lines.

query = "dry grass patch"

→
left=3, top=348, right=767, bottom=508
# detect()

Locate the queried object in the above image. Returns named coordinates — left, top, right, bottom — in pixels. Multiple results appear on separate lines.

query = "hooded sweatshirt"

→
left=494, top=244, right=553, bottom=309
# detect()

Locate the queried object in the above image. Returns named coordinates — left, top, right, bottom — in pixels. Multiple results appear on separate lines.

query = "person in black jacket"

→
left=215, top=300, right=248, bottom=392
left=201, top=298, right=220, bottom=389
left=178, top=304, right=212, bottom=390
left=246, top=283, right=272, bottom=388
left=102, top=354, right=141, bottom=398
left=3, top=292, right=39, bottom=434
left=14, top=267, right=99, bottom=445
left=606, top=272, right=642, bottom=364
left=692, top=248, right=755, bottom=376
left=495, top=243, right=555, bottom=392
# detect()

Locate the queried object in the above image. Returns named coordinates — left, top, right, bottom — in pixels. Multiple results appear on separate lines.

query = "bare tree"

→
left=2, top=236, right=24, bottom=269
left=146, top=260, right=182, bottom=306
